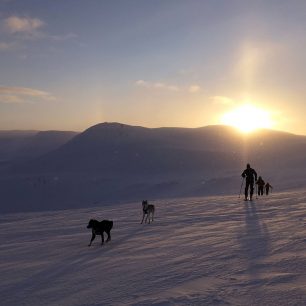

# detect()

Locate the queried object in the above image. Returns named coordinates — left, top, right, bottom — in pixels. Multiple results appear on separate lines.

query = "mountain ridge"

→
left=2, top=123, right=306, bottom=213
left=9, top=122, right=306, bottom=177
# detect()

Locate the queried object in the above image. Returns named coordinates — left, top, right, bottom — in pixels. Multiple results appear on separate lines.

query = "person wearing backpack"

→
left=265, top=182, right=273, bottom=195
left=256, top=176, right=265, bottom=196
left=241, top=163, right=258, bottom=201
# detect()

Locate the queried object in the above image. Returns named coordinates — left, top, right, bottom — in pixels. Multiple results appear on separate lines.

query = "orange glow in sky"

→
left=220, top=104, right=274, bottom=133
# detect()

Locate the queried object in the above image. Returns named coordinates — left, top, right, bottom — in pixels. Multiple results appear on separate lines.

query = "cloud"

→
left=0, top=41, right=16, bottom=51
left=50, top=33, right=78, bottom=41
left=210, top=96, right=234, bottom=105
left=188, top=85, right=201, bottom=93
left=135, top=80, right=147, bottom=87
left=0, top=86, right=55, bottom=104
left=135, top=80, right=179, bottom=92
left=0, top=95, right=24, bottom=104
left=3, top=15, right=77, bottom=41
left=4, top=16, right=44, bottom=36
left=135, top=80, right=202, bottom=94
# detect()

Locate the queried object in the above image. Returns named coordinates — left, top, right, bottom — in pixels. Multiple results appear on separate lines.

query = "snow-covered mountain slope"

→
left=19, top=123, right=306, bottom=175
left=2, top=190, right=306, bottom=305
left=3, top=123, right=306, bottom=214
left=0, top=130, right=78, bottom=163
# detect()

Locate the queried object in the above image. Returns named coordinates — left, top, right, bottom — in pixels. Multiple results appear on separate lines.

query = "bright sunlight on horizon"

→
left=220, top=104, right=274, bottom=133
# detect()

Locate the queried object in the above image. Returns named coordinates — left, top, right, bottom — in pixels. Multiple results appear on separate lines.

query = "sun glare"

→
left=221, top=104, right=273, bottom=133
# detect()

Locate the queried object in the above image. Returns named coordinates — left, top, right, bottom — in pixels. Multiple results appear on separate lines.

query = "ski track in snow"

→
left=1, top=190, right=306, bottom=305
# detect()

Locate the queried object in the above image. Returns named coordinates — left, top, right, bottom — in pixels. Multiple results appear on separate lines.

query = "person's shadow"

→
left=237, top=200, right=270, bottom=281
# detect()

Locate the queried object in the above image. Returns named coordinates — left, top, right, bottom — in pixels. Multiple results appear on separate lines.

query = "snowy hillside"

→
left=19, top=123, right=306, bottom=176
left=0, top=130, right=78, bottom=163
left=2, top=123, right=306, bottom=213
left=2, top=190, right=306, bottom=305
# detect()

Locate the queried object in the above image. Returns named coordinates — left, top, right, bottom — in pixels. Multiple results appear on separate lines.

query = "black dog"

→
left=87, top=219, right=113, bottom=246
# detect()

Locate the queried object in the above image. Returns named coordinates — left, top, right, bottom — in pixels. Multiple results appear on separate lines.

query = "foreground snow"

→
left=1, top=190, right=306, bottom=305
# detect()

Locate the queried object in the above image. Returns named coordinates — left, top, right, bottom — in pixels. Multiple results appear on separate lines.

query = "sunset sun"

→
left=221, top=104, right=273, bottom=133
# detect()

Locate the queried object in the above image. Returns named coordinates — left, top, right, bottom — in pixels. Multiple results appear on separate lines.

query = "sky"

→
left=1, top=0, right=306, bottom=134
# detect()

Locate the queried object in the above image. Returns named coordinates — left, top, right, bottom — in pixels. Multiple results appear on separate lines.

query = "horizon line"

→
left=0, top=122, right=302, bottom=137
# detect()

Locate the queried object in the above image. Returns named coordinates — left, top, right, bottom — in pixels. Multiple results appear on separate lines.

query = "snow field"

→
left=1, top=190, right=306, bottom=305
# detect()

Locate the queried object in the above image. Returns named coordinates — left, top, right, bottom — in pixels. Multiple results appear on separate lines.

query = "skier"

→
left=265, top=182, right=273, bottom=195
left=241, top=163, right=257, bottom=201
left=256, top=176, right=265, bottom=196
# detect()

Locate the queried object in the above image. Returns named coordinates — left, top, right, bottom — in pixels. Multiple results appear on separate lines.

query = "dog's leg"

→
left=101, top=232, right=104, bottom=245
left=141, top=213, right=145, bottom=224
left=145, top=214, right=148, bottom=224
left=88, top=233, right=96, bottom=246
left=106, top=230, right=111, bottom=242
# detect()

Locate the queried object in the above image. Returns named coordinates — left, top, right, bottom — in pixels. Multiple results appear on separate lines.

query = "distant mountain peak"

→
left=86, top=122, right=146, bottom=131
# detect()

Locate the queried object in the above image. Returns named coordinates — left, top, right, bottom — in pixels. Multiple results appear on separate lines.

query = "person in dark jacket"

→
left=265, top=182, right=273, bottom=195
left=256, top=176, right=265, bottom=196
left=241, top=163, right=258, bottom=201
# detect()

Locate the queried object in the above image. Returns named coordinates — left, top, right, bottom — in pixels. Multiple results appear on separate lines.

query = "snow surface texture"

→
left=2, top=190, right=306, bottom=305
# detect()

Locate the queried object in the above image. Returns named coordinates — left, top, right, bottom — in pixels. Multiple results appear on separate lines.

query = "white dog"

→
left=141, top=200, right=155, bottom=224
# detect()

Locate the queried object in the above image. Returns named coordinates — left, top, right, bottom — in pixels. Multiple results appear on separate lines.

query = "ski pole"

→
left=239, top=177, right=244, bottom=198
